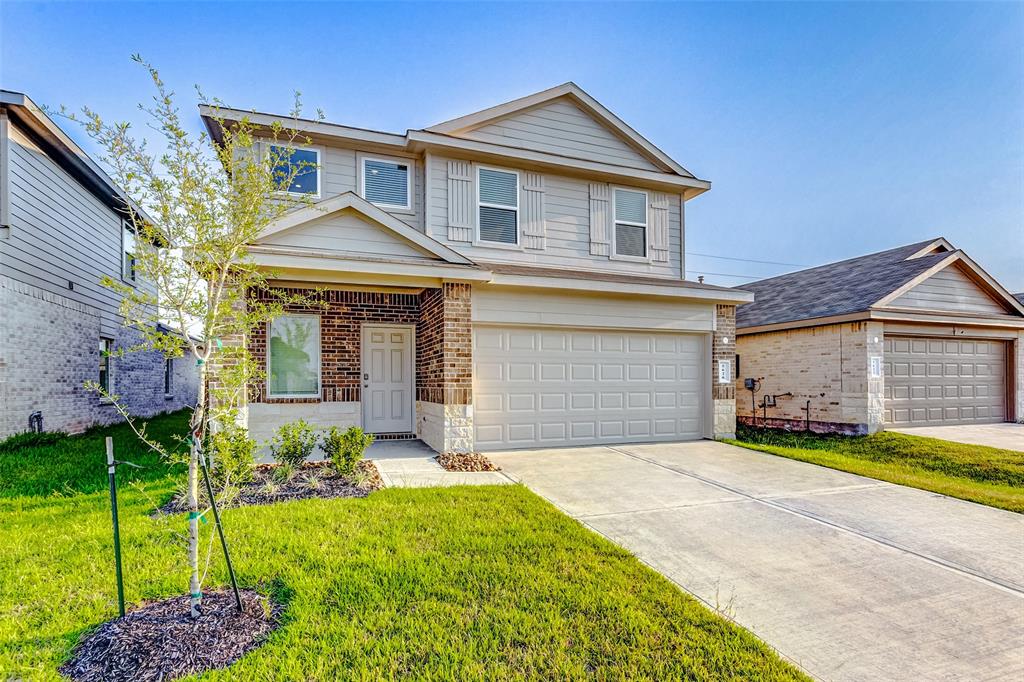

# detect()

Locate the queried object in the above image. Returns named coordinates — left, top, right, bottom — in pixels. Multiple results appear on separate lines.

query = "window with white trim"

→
left=99, top=337, right=113, bottom=395
left=613, top=188, right=647, bottom=258
left=477, top=167, right=518, bottom=245
left=267, top=314, right=320, bottom=397
left=362, top=157, right=411, bottom=209
left=269, top=144, right=320, bottom=196
left=122, top=221, right=136, bottom=282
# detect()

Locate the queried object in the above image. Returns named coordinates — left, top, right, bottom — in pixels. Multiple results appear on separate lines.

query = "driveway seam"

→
left=606, top=445, right=1024, bottom=597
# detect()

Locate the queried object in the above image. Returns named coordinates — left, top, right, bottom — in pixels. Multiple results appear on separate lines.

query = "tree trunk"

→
left=188, top=369, right=208, bottom=618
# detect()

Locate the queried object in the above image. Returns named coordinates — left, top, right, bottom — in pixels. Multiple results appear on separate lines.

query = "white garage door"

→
left=473, top=326, right=705, bottom=450
left=884, top=336, right=1007, bottom=426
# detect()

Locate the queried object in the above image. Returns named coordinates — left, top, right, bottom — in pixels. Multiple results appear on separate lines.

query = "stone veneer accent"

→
left=735, top=321, right=885, bottom=435
left=0, top=275, right=199, bottom=438
left=245, top=284, right=473, bottom=453
left=712, top=304, right=738, bottom=439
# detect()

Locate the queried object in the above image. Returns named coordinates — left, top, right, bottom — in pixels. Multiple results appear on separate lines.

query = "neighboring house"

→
left=0, top=91, right=199, bottom=438
left=733, top=238, right=1024, bottom=434
left=201, top=83, right=751, bottom=453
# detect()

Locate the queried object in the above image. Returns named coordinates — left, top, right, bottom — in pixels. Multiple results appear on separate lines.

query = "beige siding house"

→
left=733, top=239, right=1024, bottom=434
left=0, top=91, right=199, bottom=438
left=202, top=83, right=751, bottom=453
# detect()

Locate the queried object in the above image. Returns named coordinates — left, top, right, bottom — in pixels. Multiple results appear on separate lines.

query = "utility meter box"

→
left=744, top=378, right=757, bottom=390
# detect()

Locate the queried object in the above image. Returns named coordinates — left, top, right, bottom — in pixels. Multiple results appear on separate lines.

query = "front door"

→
left=362, top=325, right=414, bottom=433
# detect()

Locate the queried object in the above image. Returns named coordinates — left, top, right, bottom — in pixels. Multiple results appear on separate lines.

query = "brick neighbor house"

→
left=0, top=91, right=199, bottom=438
left=733, top=238, right=1024, bottom=434
left=201, top=83, right=752, bottom=453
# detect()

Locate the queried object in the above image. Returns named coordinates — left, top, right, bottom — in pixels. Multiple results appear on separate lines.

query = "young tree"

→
left=64, top=56, right=323, bottom=617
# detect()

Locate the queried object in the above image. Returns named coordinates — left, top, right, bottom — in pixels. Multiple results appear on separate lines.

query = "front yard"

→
left=0, top=412, right=805, bottom=680
left=730, top=425, right=1024, bottom=513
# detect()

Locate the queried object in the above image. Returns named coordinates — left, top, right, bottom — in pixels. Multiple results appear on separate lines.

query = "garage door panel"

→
left=474, top=326, right=705, bottom=450
left=885, top=335, right=1006, bottom=427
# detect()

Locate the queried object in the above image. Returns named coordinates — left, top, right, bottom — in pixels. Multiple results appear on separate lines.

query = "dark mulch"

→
left=59, top=589, right=281, bottom=682
left=156, top=460, right=382, bottom=515
left=437, top=452, right=501, bottom=472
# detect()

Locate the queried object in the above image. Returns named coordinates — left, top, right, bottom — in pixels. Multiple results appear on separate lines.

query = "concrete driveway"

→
left=888, top=423, right=1024, bottom=451
left=490, top=441, right=1024, bottom=681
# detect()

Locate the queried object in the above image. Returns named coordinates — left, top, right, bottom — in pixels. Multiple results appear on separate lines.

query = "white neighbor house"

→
left=202, top=83, right=751, bottom=453
left=0, top=91, right=199, bottom=438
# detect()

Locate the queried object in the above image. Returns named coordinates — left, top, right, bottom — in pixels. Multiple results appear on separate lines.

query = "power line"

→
left=686, top=270, right=763, bottom=280
left=685, top=251, right=806, bottom=267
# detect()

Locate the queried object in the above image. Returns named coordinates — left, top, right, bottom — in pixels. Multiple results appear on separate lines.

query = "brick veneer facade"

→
left=416, top=282, right=472, bottom=406
left=712, top=304, right=737, bottom=438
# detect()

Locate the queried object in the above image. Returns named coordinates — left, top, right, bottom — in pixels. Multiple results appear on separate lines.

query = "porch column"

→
left=416, top=282, right=473, bottom=453
left=712, top=304, right=737, bottom=439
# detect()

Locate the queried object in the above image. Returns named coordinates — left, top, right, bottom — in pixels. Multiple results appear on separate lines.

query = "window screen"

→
left=478, top=168, right=518, bottom=244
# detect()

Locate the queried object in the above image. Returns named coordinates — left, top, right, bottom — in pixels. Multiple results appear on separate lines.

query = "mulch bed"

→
left=59, top=588, right=281, bottom=682
left=437, top=452, right=501, bottom=472
left=155, top=460, right=382, bottom=515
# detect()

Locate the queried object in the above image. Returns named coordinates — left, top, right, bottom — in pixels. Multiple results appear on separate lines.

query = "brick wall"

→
left=712, top=305, right=737, bottom=438
left=734, top=321, right=883, bottom=434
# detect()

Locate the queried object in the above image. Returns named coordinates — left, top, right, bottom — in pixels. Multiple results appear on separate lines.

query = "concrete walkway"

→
left=889, top=423, right=1024, bottom=452
left=490, top=441, right=1024, bottom=681
left=368, top=440, right=513, bottom=488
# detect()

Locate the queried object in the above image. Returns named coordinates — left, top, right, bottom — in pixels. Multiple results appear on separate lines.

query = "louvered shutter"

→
left=649, top=192, right=670, bottom=262
left=447, top=160, right=473, bottom=242
left=521, top=172, right=546, bottom=250
left=589, top=182, right=611, bottom=256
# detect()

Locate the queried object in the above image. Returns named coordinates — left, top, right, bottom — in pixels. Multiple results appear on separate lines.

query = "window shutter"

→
left=649, top=192, right=670, bottom=262
left=521, top=172, right=545, bottom=250
left=447, top=160, right=473, bottom=242
left=589, top=182, right=611, bottom=256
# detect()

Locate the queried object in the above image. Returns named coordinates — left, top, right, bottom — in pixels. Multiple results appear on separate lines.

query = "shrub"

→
left=207, top=426, right=257, bottom=486
left=272, top=462, right=295, bottom=484
left=269, top=420, right=318, bottom=468
left=0, top=430, right=68, bottom=454
left=321, top=426, right=374, bottom=476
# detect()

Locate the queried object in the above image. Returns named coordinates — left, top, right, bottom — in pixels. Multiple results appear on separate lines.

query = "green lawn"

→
left=0, top=412, right=805, bottom=680
left=729, top=425, right=1024, bottom=513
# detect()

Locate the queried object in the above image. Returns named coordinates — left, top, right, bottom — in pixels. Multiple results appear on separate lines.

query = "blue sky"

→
left=2, top=1, right=1022, bottom=290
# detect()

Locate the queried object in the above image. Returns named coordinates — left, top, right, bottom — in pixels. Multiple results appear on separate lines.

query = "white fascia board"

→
left=199, top=105, right=408, bottom=149
left=407, top=130, right=711, bottom=194
left=248, top=247, right=493, bottom=282
left=488, top=272, right=754, bottom=303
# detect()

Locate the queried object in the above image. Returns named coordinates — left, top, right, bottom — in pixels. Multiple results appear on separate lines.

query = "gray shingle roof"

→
left=735, top=239, right=951, bottom=330
left=1015, top=293, right=1024, bottom=305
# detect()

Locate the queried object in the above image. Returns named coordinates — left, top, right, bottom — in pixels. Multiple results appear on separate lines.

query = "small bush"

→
left=321, top=426, right=374, bottom=475
left=207, top=426, right=257, bottom=486
left=269, top=420, right=318, bottom=467
left=272, top=462, right=294, bottom=484
left=0, top=430, right=68, bottom=454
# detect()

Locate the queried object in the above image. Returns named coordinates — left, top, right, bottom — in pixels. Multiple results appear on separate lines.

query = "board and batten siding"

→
left=1, top=122, right=148, bottom=336
left=258, top=208, right=437, bottom=261
left=428, top=154, right=683, bottom=279
left=458, top=98, right=662, bottom=172
left=472, top=286, right=714, bottom=332
left=888, top=265, right=1012, bottom=316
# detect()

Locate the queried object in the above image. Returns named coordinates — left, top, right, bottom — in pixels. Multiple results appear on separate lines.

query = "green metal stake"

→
left=197, top=444, right=243, bottom=612
left=106, top=437, right=125, bottom=618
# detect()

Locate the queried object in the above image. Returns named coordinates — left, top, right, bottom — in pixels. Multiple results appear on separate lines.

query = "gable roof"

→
left=257, top=192, right=475, bottom=265
left=735, top=238, right=1024, bottom=331
left=425, top=82, right=693, bottom=178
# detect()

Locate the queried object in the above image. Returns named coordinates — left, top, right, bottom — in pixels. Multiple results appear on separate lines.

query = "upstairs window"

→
left=478, top=167, right=518, bottom=245
left=270, top=144, right=320, bottom=196
left=122, top=221, right=136, bottom=282
left=268, top=314, right=320, bottom=398
left=362, top=157, right=411, bottom=210
left=613, top=188, right=647, bottom=258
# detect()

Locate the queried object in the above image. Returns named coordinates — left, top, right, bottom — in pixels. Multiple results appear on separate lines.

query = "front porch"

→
left=245, top=282, right=474, bottom=454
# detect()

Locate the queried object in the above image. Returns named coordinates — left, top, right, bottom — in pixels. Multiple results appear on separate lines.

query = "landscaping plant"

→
left=60, top=56, right=325, bottom=618
left=321, top=426, right=374, bottom=476
left=269, top=420, right=319, bottom=470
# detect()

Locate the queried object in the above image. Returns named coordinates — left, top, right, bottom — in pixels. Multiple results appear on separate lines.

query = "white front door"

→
left=362, top=325, right=414, bottom=433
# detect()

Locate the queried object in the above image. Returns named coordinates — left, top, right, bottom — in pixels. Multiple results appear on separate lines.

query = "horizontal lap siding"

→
left=3, top=124, right=143, bottom=335
left=320, top=145, right=424, bottom=232
left=429, top=154, right=682, bottom=279
left=259, top=209, right=435, bottom=260
left=890, top=266, right=1012, bottom=316
left=461, top=99, right=662, bottom=172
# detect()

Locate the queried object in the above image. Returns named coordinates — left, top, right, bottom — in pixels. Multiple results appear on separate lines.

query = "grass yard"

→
left=0, top=412, right=805, bottom=680
left=730, top=425, right=1024, bottom=513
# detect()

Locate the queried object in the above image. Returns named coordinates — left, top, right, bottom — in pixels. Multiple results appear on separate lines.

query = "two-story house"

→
left=201, top=83, right=752, bottom=453
left=0, top=91, right=199, bottom=438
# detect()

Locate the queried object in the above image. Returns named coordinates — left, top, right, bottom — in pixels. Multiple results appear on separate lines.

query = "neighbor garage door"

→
left=884, top=336, right=1006, bottom=426
left=473, top=326, right=705, bottom=450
